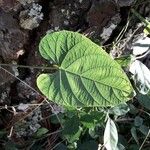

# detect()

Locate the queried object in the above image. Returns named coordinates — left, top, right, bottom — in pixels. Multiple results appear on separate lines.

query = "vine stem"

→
left=0, top=63, right=58, bottom=70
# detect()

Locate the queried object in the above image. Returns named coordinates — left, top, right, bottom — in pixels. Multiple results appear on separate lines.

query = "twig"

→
left=0, top=67, right=63, bottom=128
left=0, top=63, right=58, bottom=70
left=119, top=24, right=143, bottom=50
left=131, top=9, right=149, bottom=26
left=51, top=139, right=66, bottom=150
left=114, top=19, right=130, bottom=46
left=7, top=126, right=14, bottom=139
left=139, top=129, right=150, bottom=150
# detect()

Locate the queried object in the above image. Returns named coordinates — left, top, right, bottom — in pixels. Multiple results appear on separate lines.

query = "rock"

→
left=0, top=0, right=20, bottom=12
left=0, top=10, right=26, bottom=90
left=0, top=85, right=10, bottom=105
left=17, top=77, right=39, bottom=101
left=100, top=14, right=121, bottom=42
left=118, top=0, right=135, bottom=7
left=19, top=3, right=43, bottom=30
left=53, top=0, right=66, bottom=6
left=0, top=10, right=28, bottom=61
left=49, top=6, right=64, bottom=30
left=17, top=103, right=29, bottom=112
left=78, top=0, right=91, bottom=12
left=0, top=56, right=19, bottom=98
left=19, top=0, right=39, bottom=6
left=86, top=0, right=118, bottom=38
left=49, top=0, right=91, bottom=30
left=14, top=107, right=42, bottom=138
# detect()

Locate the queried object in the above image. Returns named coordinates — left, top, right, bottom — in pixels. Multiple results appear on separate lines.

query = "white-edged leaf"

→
left=132, top=37, right=150, bottom=56
left=104, top=118, right=118, bottom=150
left=129, top=60, right=150, bottom=94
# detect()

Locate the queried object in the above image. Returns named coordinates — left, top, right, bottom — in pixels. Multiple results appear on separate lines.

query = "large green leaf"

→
left=37, top=30, right=133, bottom=107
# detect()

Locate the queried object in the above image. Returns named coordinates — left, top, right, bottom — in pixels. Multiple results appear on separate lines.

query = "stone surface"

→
left=19, top=0, right=39, bottom=6
left=85, top=0, right=118, bottom=39
left=118, top=0, right=135, bottom=7
left=0, top=10, right=28, bottom=61
left=19, top=3, right=43, bottom=30
left=0, top=0, right=19, bottom=12
left=49, top=0, right=91, bottom=30
left=100, top=13, right=121, bottom=42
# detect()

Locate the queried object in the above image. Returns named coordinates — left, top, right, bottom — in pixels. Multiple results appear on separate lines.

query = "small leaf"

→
left=89, top=126, right=101, bottom=139
left=128, top=104, right=139, bottom=114
left=80, top=111, right=105, bottom=128
left=109, top=103, right=130, bottom=116
left=131, top=127, right=139, bottom=145
left=138, top=125, right=149, bottom=136
left=129, top=60, right=150, bottom=94
left=134, top=116, right=143, bottom=127
left=35, top=127, right=49, bottom=138
left=137, top=93, right=150, bottom=110
left=37, top=30, right=134, bottom=108
left=90, top=111, right=105, bottom=123
left=80, top=114, right=95, bottom=128
left=104, top=118, right=118, bottom=150
left=62, top=115, right=81, bottom=143
left=115, top=55, right=132, bottom=67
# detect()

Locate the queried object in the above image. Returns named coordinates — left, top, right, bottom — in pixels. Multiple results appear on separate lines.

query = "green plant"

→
left=36, top=30, right=136, bottom=149
left=37, top=30, right=134, bottom=108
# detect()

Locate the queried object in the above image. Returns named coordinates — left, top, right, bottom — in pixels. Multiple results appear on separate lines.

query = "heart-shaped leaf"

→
left=37, top=30, right=133, bottom=107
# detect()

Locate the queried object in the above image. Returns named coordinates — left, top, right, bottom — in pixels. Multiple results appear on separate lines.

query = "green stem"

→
left=131, top=8, right=149, bottom=25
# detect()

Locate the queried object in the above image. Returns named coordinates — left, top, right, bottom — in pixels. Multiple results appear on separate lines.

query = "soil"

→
left=0, top=0, right=150, bottom=149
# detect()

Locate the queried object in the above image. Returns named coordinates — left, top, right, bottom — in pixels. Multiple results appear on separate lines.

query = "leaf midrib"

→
left=59, top=68, right=130, bottom=93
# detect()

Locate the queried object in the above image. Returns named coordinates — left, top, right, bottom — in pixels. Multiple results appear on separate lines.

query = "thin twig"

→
left=0, top=63, right=58, bottom=70
left=120, top=24, right=143, bottom=50
left=0, top=67, right=63, bottom=128
left=7, top=126, right=14, bottom=139
left=51, top=139, right=66, bottom=150
left=139, top=129, right=150, bottom=150
left=114, top=19, right=130, bottom=46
